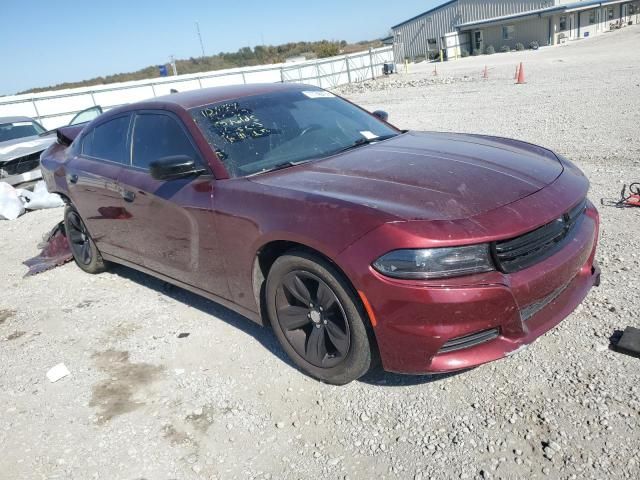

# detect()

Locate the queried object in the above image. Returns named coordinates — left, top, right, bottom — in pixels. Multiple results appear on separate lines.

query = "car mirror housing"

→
left=149, top=155, right=203, bottom=180
left=372, top=110, right=389, bottom=122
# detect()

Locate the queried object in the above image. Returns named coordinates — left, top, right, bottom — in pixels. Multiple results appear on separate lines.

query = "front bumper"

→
left=1, top=167, right=42, bottom=187
left=352, top=204, right=600, bottom=374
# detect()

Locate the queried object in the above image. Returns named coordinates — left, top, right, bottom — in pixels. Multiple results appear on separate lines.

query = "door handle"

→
left=69, top=174, right=78, bottom=184
left=122, top=190, right=136, bottom=202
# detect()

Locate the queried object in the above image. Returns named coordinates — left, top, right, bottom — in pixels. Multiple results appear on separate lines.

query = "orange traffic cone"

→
left=482, top=65, right=489, bottom=79
left=516, top=62, right=526, bottom=84
left=514, top=64, right=520, bottom=80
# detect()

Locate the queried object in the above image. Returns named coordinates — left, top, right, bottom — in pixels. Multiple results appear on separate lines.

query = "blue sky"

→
left=0, top=0, right=439, bottom=95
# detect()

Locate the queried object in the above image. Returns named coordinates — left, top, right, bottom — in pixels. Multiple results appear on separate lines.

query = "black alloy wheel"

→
left=275, top=271, right=351, bottom=368
left=266, top=251, right=373, bottom=385
left=66, top=210, right=93, bottom=265
left=63, top=205, right=107, bottom=274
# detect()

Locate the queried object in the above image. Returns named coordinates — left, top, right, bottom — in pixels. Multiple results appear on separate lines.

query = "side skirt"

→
left=101, top=252, right=263, bottom=325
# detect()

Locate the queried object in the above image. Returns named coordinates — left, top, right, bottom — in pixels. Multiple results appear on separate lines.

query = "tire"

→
left=63, top=205, right=107, bottom=274
left=265, top=251, right=372, bottom=385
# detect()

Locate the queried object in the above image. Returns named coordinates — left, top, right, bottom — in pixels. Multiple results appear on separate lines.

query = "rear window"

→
left=82, top=115, right=131, bottom=164
left=0, top=121, right=45, bottom=142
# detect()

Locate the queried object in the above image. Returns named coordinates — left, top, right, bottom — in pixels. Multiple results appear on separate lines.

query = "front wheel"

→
left=265, top=251, right=373, bottom=385
left=63, top=205, right=107, bottom=274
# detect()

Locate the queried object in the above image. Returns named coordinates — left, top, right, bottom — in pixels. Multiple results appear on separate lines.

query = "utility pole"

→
left=195, top=22, right=206, bottom=58
left=170, top=55, right=177, bottom=76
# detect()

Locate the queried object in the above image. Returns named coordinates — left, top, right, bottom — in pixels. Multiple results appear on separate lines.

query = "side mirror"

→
left=149, top=155, right=203, bottom=180
left=372, top=110, right=389, bottom=122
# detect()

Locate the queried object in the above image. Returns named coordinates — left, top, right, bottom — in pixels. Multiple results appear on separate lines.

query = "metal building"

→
left=391, top=0, right=640, bottom=61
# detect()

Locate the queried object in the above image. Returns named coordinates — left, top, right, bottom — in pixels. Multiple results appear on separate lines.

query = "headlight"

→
left=372, top=245, right=494, bottom=279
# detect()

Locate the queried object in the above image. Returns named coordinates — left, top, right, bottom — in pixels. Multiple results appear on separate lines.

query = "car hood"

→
left=250, top=131, right=564, bottom=221
left=0, top=135, right=55, bottom=164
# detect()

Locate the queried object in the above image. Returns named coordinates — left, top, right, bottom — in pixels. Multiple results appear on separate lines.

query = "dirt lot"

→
left=1, top=27, right=639, bottom=480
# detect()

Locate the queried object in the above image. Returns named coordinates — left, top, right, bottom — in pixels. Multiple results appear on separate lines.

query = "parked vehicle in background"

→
left=40, top=84, right=600, bottom=384
left=0, top=107, right=102, bottom=187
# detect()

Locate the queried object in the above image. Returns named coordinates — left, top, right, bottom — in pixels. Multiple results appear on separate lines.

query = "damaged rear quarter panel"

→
left=40, top=142, right=72, bottom=199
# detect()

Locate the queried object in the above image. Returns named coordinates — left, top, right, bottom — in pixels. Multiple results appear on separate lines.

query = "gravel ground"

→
left=1, top=27, right=639, bottom=480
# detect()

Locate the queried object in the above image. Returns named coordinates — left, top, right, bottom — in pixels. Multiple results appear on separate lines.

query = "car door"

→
left=69, top=106, right=103, bottom=126
left=117, top=110, right=229, bottom=298
left=66, top=113, right=133, bottom=259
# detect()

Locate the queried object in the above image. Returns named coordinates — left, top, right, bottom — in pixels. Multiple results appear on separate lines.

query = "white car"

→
left=0, top=107, right=102, bottom=187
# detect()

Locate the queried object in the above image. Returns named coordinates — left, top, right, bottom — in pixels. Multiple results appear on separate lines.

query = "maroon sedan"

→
left=40, top=83, right=600, bottom=384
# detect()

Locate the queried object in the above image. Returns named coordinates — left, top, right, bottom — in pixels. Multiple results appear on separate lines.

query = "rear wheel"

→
left=265, top=251, right=372, bottom=385
left=64, top=205, right=107, bottom=274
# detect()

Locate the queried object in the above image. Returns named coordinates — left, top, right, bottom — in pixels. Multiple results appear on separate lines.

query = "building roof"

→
left=391, top=0, right=458, bottom=29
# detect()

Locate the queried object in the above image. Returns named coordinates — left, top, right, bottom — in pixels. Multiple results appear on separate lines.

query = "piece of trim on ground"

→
left=610, top=326, right=640, bottom=359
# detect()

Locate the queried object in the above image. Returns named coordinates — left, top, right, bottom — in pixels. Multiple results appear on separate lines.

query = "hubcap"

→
left=275, top=271, right=350, bottom=368
left=67, top=211, right=93, bottom=265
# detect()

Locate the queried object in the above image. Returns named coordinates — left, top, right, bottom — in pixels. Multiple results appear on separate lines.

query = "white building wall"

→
left=579, top=9, right=603, bottom=38
left=469, top=1, right=639, bottom=49
left=551, top=3, right=627, bottom=44
left=629, top=1, right=640, bottom=23
left=480, top=17, right=551, bottom=49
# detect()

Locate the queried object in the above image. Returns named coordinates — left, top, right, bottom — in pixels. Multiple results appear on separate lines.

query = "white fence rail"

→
left=0, top=47, right=393, bottom=129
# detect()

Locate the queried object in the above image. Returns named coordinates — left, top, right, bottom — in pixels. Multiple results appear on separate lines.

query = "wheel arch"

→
left=252, top=240, right=380, bottom=361
left=57, top=192, right=72, bottom=205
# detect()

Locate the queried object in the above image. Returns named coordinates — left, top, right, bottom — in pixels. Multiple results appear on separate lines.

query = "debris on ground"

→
left=0, top=180, right=63, bottom=220
left=611, top=326, right=640, bottom=359
left=0, top=182, right=25, bottom=220
left=333, top=74, right=476, bottom=95
left=46, top=363, right=70, bottom=383
left=601, top=182, right=640, bottom=208
left=18, top=181, right=65, bottom=210
left=23, top=221, right=72, bottom=276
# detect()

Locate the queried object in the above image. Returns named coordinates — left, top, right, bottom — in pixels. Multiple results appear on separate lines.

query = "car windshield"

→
left=190, top=89, right=398, bottom=177
left=0, top=120, right=45, bottom=142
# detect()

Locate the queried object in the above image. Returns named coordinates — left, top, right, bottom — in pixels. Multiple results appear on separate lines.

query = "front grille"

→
left=519, top=280, right=571, bottom=321
left=0, top=151, right=42, bottom=177
left=492, top=199, right=587, bottom=273
left=439, top=328, right=500, bottom=353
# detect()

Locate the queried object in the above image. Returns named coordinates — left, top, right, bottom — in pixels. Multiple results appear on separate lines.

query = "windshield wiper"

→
left=248, top=134, right=399, bottom=176
left=249, top=159, right=312, bottom=176
left=331, top=134, right=398, bottom=155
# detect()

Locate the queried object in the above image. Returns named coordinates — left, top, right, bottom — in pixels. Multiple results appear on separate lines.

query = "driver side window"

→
left=132, top=113, right=200, bottom=170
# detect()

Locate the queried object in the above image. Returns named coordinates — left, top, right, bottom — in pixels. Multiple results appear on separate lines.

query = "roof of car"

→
left=143, top=82, right=315, bottom=110
left=0, top=116, right=37, bottom=124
